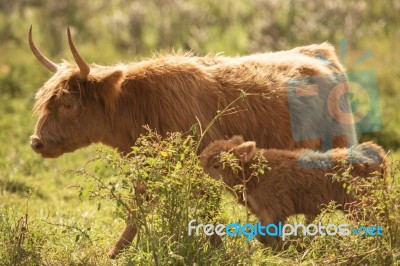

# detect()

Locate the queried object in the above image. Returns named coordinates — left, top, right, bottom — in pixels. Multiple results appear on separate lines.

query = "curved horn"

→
left=67, top=27, right=90, bottom=78
left=29, top=26, right=58, bottom=73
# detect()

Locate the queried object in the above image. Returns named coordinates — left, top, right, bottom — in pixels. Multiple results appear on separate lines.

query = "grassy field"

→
left=1, top=0, right=399, bottom=265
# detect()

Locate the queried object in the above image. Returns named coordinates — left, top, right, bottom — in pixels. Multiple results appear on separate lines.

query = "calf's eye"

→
left=213, top=163, right=221, bottom=169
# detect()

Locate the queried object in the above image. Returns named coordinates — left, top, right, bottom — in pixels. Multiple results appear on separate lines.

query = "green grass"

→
left=1, top=125, right=399, bottom=265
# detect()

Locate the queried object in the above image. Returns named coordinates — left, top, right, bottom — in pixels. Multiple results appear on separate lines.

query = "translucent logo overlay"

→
left=286, top=40, right=381, bottom=167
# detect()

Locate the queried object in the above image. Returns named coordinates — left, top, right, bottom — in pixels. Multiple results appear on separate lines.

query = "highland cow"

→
left=200, top=136, right=386, bottom=247
left=29, top=27, right=357, bottom=257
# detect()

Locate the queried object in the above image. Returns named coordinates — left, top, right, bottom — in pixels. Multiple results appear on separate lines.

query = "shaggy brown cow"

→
left=29, top=27, right=357, bottom=257
left=200, top=136, right=386, bottom=247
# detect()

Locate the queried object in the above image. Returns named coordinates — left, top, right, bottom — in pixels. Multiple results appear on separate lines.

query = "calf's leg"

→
left=255, top=211, right=285, bottom=249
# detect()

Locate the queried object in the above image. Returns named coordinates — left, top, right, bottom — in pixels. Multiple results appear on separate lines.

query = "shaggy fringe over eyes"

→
left=33, top=62, right=79, bottom=114
left=33, top=61, right=124, bottom=120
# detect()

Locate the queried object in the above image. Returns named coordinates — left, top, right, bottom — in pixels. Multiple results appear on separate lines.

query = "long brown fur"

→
left=31, top=42, right=356, bottom=256
left=199, top=136, right=386, bottom=247
left=32, top=43, right=354, bottom=157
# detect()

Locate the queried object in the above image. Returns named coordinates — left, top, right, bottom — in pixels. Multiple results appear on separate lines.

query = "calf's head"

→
left=29, top=27, right=123, bottom=158
left=199, top=136, right=257, bottom=187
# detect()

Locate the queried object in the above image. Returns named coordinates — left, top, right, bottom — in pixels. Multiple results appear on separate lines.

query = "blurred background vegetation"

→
left=0, top=0, right=399, bottom=264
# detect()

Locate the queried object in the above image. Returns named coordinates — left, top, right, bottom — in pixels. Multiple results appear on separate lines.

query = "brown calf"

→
left=200, top=136, right=386, bottom=246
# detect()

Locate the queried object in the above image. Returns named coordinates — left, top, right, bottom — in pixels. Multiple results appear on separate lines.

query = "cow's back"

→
left=122, top=43, right=356, bottom=152
left=204, top=43, right=356, bottom=151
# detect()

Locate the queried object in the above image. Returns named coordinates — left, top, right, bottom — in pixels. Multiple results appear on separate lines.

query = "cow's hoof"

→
left=109, top=249, right=119, bottom=259
left=210, top=233, right=223, bottom=246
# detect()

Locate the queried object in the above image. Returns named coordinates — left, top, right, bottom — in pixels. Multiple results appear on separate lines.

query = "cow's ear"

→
left=98, top=70, right=124, bottom=91
left=234, top=141, right=256, bottom=163
left=89, top=69, right=124, bottom=114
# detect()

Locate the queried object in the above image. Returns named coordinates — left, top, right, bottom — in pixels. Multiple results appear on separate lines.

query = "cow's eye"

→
left=63, top=102, right=73, bottom=110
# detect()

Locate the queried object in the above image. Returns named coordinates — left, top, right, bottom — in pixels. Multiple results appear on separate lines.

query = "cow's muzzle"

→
left=30, top=136, right=44, bottom=153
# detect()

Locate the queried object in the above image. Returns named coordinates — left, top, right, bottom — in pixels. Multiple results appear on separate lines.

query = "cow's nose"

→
left=31, top=137, right=44, bottom=152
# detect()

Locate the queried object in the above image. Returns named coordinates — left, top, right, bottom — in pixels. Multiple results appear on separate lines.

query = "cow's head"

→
left=29, top=27, right=123, bottom=158
left=199, top=136, right=257, bottom=187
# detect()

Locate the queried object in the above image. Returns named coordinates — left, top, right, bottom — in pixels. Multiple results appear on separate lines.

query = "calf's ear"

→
left=230, top=135, right=244, bottom=145
left=234, top=141, right=256, bottom=163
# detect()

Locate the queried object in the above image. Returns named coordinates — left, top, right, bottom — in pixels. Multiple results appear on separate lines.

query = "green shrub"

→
left=286, top=159, right=400, bottom=265
left=77, top=128, right=224, bottom=265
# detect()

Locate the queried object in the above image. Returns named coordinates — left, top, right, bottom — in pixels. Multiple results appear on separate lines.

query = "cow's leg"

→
left=109, top=182, right=146, bottom=258
left=109, top=223, right=137, bottom=259
left=209, top=231, right=223, bottom=246
left=209, top=201, right=223, bottom=247
left=198, top=186, right=223, bottom=247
